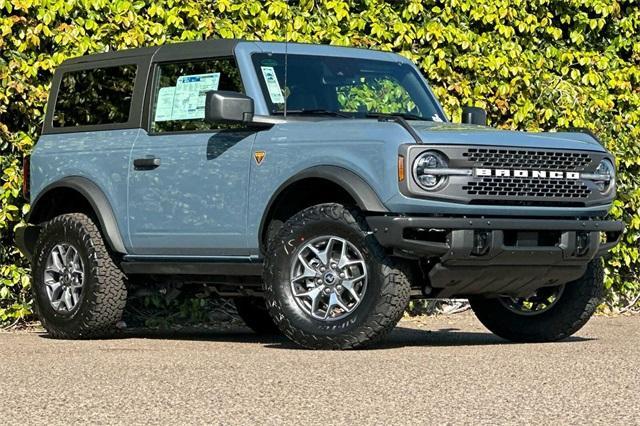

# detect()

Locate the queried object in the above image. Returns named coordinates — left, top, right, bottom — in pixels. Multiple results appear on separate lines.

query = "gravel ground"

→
left=1, top=312, right=638, bottom=425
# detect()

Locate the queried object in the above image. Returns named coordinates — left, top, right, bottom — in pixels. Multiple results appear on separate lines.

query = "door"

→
left=128, top=57, right=256, bottom=256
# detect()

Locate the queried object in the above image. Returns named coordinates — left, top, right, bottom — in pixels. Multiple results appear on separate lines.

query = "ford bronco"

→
left=16, top=39, right=624, bottom=349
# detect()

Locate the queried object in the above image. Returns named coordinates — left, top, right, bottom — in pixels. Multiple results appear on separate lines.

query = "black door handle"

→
left=133, top=156, right=161, bottom=170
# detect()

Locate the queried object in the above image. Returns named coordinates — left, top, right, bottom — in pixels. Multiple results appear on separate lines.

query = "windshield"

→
left=252, top=53, right=445, bottom=121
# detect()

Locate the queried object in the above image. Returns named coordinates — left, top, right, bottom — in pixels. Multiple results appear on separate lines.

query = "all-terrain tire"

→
left=469, top=261, right=604, bottom=342
left=234, top=297, right=281, bottom=335
left=263, top=203, right=411, bottom=350
left=32, top=213, right=127, bottom=339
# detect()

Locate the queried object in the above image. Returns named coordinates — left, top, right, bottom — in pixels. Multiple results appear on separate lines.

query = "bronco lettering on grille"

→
left=474, top=168, right=581, bottom=180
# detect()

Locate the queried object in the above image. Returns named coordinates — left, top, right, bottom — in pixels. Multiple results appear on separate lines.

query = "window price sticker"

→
left=154, top=72, right=221, bottom=121
left=260, top=66, right=285, bottom=104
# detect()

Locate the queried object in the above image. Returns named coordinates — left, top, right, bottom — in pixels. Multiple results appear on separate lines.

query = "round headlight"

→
left=594, top=159, right=615, bottom=193
left=413, top=151, right=448, bottom=190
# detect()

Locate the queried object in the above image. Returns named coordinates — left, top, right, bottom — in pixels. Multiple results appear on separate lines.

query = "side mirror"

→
left=204, top=91, right=254, bottom=123
left=461, top=106, right=487, bottom=126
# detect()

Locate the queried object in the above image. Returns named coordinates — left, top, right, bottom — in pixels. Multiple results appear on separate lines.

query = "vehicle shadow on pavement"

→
left=36, top=327, right=285, bottom=345
left=36, top=325, right=593, bottom=349
left=260, top=326, right=594, bottom=350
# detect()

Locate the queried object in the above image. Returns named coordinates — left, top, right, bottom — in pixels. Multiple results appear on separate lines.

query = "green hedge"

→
left=1, top=0, right=639, bottom=324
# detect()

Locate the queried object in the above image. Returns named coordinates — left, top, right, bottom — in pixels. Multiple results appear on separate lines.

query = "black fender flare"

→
left=258, top=165, right=388, bottom=244
left=28, top=176, right=127, bottom=254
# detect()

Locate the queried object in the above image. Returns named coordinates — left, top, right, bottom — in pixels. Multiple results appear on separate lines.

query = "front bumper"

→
left=366, top=215, right=624, bottom=297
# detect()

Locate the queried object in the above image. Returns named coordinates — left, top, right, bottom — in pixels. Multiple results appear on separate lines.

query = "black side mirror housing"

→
left=205, top=91, right=254, bottom=123
left=461, top=106, right=487, bottom=126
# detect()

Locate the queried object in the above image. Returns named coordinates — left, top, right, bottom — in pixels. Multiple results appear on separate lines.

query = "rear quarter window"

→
left=53, top=64, right=137, bottom=127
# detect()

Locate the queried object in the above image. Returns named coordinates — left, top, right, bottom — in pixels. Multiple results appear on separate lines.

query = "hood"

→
left=410, top=121, right=606, bottom=152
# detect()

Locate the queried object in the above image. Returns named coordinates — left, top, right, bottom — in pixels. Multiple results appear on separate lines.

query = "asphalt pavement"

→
left=1, top=312, right=638, bottom=425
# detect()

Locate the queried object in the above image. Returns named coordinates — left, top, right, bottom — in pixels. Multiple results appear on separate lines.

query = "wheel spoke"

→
left=342, top=259, right=366, bottom=269
left=57, top=245, right=69, bottom=265
left=333, top=292, right=349, bottom=311
left=44, top=274, right=59, bottom=285
left=324, top=294, right=336, bottom=319
left=72, top=250, right=81, bottom=270
left=341, top=280, right=360, bottom=302
left=46, top=280, right=61, bottom=291
left=325, top=237, right=339, bottom=264
left=64, top=246, right=76, bottom=267
left=48, top=282, right=63, bottom=301
left=45, top=265, right=63, bottom=275
left=292, top=254, right=317, bottom=283
left=337, top=240, right=349, bottom=269
left=324, top=292, right=348, bottom=319
left=295, top=286, right=323, bottom=315
left=50, top=249, right=64, bottom=273
left=308, top=287, right=322, bottom=315
left=62, top=288, right=74, bottom=311
left=294, top=285, right=321, bottom=298
left=307, top=240, right=332, bottom=266
left=348, top=271, right=367, bottom=282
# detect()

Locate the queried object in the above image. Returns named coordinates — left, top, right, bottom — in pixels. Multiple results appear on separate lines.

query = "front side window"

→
left=53, top=64, right=137, bottom=127
left=151, top=57, right=243, bottom=133
left=251, top=53, right=444, bottom=121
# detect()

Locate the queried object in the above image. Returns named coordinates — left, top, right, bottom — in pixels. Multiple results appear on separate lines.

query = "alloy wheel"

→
left=290, top=236, right=368, bottom=321
left=44, top=243, right=85, bottom=313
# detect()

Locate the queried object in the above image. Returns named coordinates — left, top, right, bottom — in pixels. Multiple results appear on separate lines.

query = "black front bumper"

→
left=366, top=215, right=624, bottom=297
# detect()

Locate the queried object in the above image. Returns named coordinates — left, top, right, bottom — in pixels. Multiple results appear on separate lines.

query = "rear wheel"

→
left=32, top=213, right=127, bottom=339
left=469, top=261, right=604, bottom=342
left=234, top=297, right=280, bottom=335
left=263, top=203, right=411, bottom=350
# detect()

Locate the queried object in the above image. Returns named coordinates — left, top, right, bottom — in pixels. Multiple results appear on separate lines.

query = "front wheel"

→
left=263, top=203, right=411, bottom=350
left=469, top=261, right=604, bottom=342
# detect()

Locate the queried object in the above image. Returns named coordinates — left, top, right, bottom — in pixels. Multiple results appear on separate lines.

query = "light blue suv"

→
left=17, top=39, right=624, bottom=349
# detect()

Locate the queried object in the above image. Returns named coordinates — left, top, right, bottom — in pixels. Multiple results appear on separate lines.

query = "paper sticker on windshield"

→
left=154, top=87, right=176, bottom=122
left=260, top=66, right=285, bottom=104
left=432, top=114, right=443, bottom=122
left=169, top=73, right=221, bottom=120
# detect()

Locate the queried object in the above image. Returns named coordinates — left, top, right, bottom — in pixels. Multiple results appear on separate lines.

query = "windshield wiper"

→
left=369, top=113, right=423, bottom=144
left=364, top=112, right=427, bottom=121
left=278, top=109, right=352, bottom=118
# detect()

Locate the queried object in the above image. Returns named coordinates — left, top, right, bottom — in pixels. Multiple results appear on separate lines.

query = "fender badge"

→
left=254, top=151, right=266, bottom=165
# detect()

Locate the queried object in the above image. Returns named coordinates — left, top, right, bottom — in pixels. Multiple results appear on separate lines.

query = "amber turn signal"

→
left=398, top=155, right=405, bottom=182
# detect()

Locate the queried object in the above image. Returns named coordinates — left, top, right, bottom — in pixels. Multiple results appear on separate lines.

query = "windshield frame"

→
left=249, top=52, right=448, bottom=122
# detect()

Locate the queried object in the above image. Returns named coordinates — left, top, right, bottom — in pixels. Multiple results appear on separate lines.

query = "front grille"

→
left=463, top=177, right=591, bottom=199
left=403, top=144, right=611, bottom=208
left=463, top=148, right=592, bottom=171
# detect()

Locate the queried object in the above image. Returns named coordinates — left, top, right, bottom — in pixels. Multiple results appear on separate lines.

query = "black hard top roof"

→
left=61, top=38, right=243, bottom=66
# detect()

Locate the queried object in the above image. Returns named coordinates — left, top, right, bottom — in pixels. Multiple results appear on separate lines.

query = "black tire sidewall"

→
left=267, top=213, right=385, bottom=337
